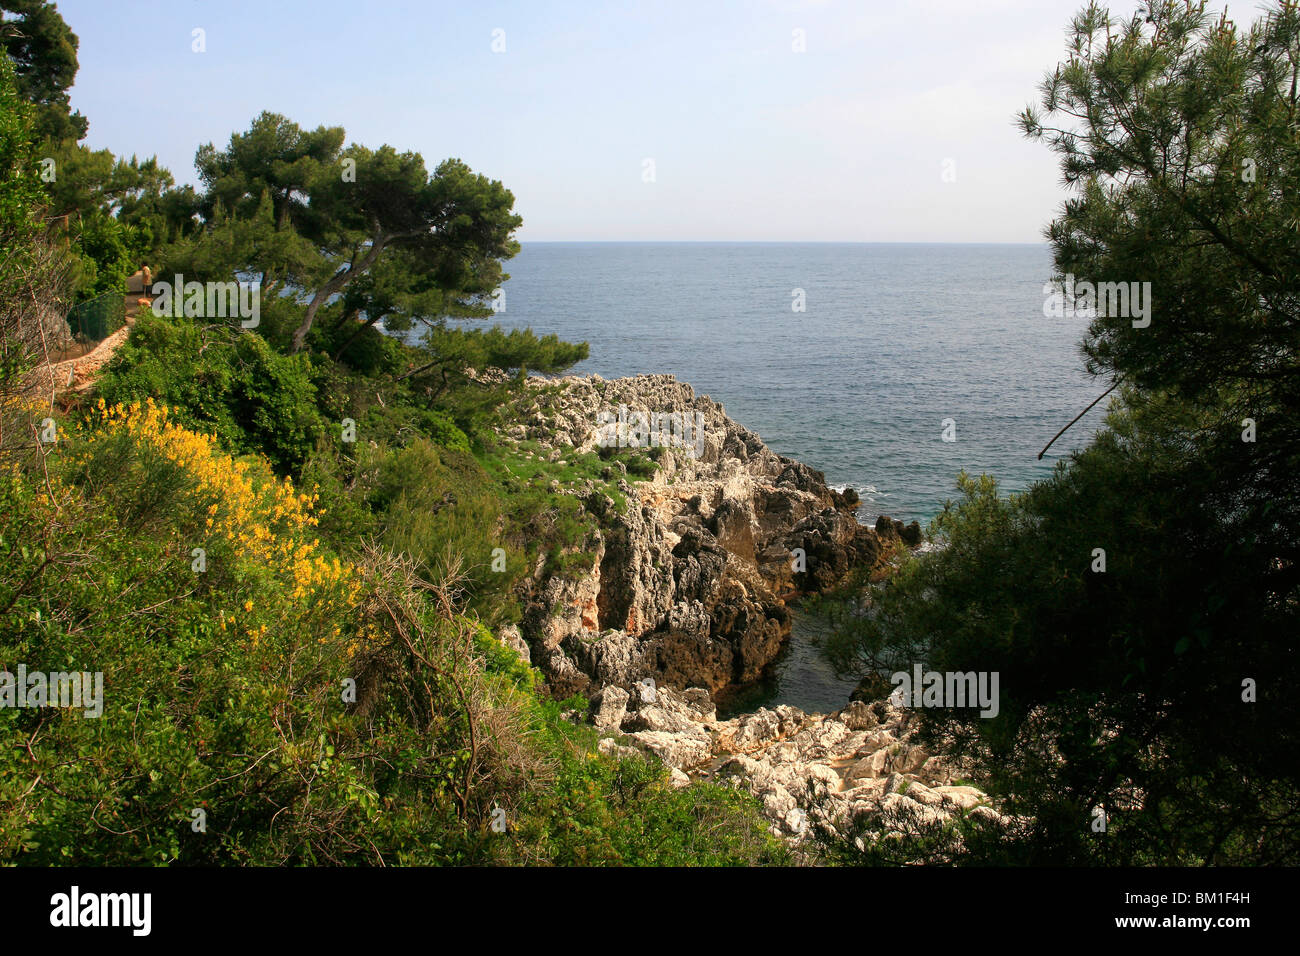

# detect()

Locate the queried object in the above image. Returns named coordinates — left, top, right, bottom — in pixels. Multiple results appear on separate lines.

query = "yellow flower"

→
left=83, top=402, right=361, bottom=611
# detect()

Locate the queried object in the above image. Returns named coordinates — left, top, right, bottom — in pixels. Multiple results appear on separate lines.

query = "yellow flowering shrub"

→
left=75, top=398, right=360, bottom=612
left=0, top=394, right=56, bottom=466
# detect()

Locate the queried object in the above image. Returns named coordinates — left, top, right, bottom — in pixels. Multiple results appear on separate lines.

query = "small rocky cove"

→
left=496, top=373, right=1003, bottom=848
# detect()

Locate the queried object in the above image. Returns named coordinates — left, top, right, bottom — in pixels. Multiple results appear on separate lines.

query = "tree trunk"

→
left=290, top=232, right=388, bottom=352
left=396, top=355, right=442, bottom=381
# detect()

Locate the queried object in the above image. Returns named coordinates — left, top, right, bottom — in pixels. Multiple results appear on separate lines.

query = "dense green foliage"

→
left=7, top=0, right=1293, bottom=869
left=0, top=50, right=42, bottom=241
left=0, top=319, right=785, bottom=864
left=0, top=0, right=86, bottom=142
left=0, top=23, right=782, bottom=865
left=174, top=110, right=526, bottom=354
left=0, top=421, right=781, bottom=864
left=2, top=3, right=194, bottom=302
left=0, top=46, right=71, bottom=399
left=95, top=313, right=327, bottom=474
left=1, top=278, right=780, bottom=868
left=827, top=0, right=1300, bottom=865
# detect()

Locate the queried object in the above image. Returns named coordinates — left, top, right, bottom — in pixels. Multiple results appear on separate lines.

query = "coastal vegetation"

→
left=0, top=4, right=783, bottom=865
left=825, top=0, right=1300, bottom=865
left=1, top=0, right=1295, bottom=866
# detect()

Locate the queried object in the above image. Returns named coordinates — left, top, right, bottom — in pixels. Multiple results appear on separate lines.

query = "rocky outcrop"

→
left=493, top=371, right=1003, bottom=857
left=505, top=373, right=895, bottom=698
left=593, top=683, right=1009, bottom=844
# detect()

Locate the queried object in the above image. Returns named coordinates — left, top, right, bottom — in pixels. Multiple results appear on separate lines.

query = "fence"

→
left=67, top=291, right=126, bottom=342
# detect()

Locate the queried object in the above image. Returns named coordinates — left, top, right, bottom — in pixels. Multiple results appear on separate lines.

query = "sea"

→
left=451, top=242, right=1110, bottom=713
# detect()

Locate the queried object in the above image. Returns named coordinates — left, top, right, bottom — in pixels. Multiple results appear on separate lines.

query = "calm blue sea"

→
left=457, top=242, right=1110, bottom=712
left=467, top=241, right=1107, bottom=526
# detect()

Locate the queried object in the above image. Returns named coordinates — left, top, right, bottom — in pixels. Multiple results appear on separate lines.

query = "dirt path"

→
left=44, top=318, right=135, bottom=392
left=26, top=292, right=147, bottom=399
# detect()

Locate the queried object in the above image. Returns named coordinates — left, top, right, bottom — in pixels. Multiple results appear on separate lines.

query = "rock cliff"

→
left=502, top=373, right=903, bottom=698
left=494, top=372, right=996, bottom=851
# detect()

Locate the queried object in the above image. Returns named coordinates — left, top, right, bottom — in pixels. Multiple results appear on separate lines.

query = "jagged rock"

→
left=793, top=718, right=852, bottom=761
left=918, top=755, right=956, bottom=785
left=838, top=700, right=879, bottom=731
left=679, top=687, right=717, bottom=722
left=590, top=685, right=630, bottom=732
left=725, top=708, right=783, bottom=752
left=763, top=786, right=798, bottom=818
left=844, top=777, right=890, bottom=803
left=716, top=754, right=764, bottom=778
left=625, top=686, right=707, bottom=734
left=848, top=748, right=889, bottom=780
left=968, top=805, right=1007, bottom=826
left=805, top=762, right=842, bottom=795
left=602, top=684, right=1005, bottom=854
left=538, top=647, right=589, bottom=699
left=774, top=704, right=806, bottom=734
left=506, top=373, right=889, bottom=697
left=872, top=514, right=922, bottom=549
left=626, top=730, right=713, bottom=770
left=934, top=785, right=985, bottom=811
left=496, top=624, right=530, bottom=664
left=777, top=510, right=864, bottom=593
left=902, top=781, right=943, bottom=807
left=879, top=791, right=946, bottom=831
left=889, top=743, right=929, bottom=775
left=648, top=629, right=736, bottom=693
left=854, top=728, right=896, bottom=756
left=667, top=599, right=711, bottom=640
left=563, top=629, right=646, bottom=687
left=493, top=372, right=1001, bottom=858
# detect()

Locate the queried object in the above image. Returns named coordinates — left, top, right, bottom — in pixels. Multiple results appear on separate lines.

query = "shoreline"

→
left=488, top=371, right=1001, bottom=843
left=504, top=370, right=905, bottom=703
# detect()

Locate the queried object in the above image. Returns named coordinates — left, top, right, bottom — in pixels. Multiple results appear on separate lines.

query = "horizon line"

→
left=514, top=239, right=1050, bottom=245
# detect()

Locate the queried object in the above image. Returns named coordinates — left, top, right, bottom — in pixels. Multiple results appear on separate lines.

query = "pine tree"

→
left=832, top=1, right=1300, bottom=865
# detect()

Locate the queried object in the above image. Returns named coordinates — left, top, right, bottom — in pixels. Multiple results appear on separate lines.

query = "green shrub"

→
left=96, top=312, right=325, bottom=474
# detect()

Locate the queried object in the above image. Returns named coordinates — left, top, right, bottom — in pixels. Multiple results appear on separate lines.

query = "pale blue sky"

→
left=52, top=0, right=1234, bottom=241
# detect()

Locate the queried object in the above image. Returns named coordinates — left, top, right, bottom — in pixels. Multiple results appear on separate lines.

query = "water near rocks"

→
left=460, top=241, right=1108, bottom=525
left=717, top=610, right=860, bottom=719
left=462, top=242, right=1108, bottom=714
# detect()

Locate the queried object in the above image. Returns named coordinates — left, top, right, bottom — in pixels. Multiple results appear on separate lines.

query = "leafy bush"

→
left=95, top=312, right=325, bottom=474
left=0, top=403, right=779, bottom=865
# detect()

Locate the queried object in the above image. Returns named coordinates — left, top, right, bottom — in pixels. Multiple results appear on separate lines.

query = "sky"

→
left=49, top=0, right=1237, bottom=242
